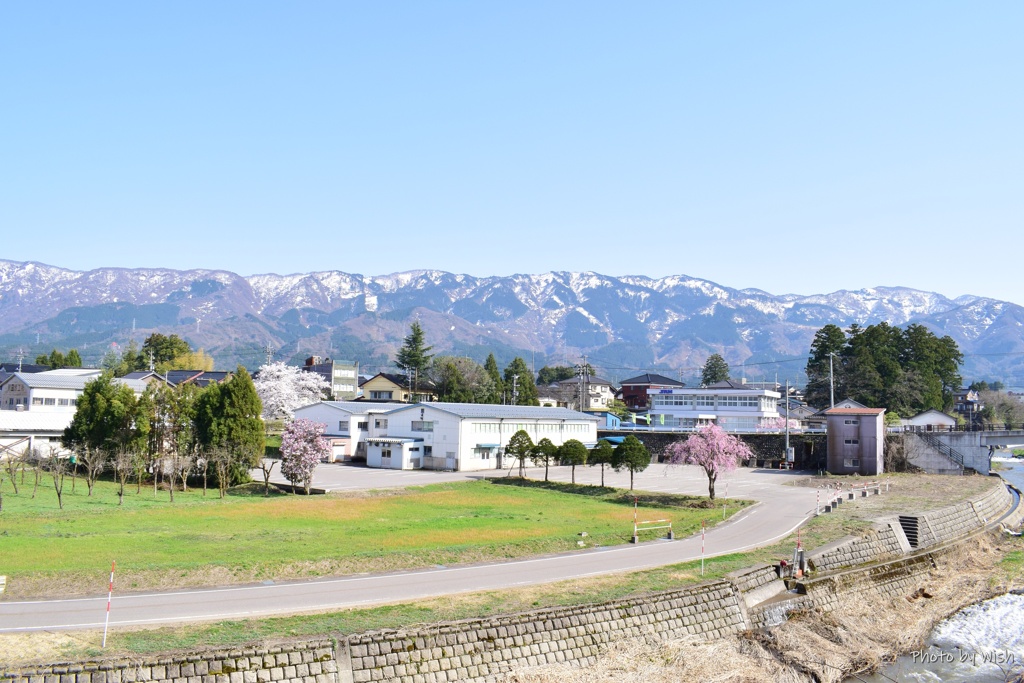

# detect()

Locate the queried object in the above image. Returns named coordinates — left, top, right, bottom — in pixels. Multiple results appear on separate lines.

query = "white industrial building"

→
left=293, top=401, right=600, bottom=472
left=647, top=380, right=782, bottom=432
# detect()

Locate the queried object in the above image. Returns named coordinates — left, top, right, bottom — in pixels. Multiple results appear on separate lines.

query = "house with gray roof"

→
left=0, top=371, right=148, bottom=413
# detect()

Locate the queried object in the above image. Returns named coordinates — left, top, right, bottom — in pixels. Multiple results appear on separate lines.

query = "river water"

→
left=857, top=459, right=1024, bottom=683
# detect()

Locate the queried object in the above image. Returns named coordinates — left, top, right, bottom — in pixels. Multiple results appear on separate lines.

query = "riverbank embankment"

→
left=4, top=475, right=1020, bottom=683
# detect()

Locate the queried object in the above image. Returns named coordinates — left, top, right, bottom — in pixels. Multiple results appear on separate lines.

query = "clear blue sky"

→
left=2, top=3, right=1022, bottom=303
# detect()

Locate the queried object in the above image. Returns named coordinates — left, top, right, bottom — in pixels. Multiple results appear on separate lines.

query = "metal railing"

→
left=915, top=432, right=966, bottom=469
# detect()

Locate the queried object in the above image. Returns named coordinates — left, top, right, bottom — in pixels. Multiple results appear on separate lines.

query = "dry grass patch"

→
left=510, top=534, right=1024, bottom=683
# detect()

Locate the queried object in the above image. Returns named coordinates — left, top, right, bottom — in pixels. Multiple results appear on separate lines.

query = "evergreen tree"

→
left=589, top=440, right=614, bottom=487
left=803, top=324, right=846, bottom=408
left=65, top=349, right=83, bottom=367
left=503, top=357, right=539, bottom=406
left=803, top=321, right=963, bottom=415
left=219, top=367, right=264, bottom=483
left=536, top=365, right=577, bottom=386
left=530, top=437, right=558, bottom=481
left=559, top=439, right=588, bottom=484
left=62, top=374, right=149, bottom=495
left=395, top=322, right=433, bottom=393
left=195, top=368, right=264, bottom=486
left=427, top=356, right=495, bottom=403
left=612, top=435, right=651, bottom=490
left=483, top=353, right=504, bottom=404
left=700, top=353, right=730, bottom=386
left=143, top=333, right=193, bottom=369
left=505, top=429, right=534, bottom=477
left=48, top=349, right=66, bottom=369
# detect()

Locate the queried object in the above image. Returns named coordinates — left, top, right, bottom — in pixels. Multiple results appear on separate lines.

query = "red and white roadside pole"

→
left=102, top=560, right=115, bottom=648
left=700, top=520, right=706, bottom=576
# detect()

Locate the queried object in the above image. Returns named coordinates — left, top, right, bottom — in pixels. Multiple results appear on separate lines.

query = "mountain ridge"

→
left=1, top=259, right=1022, bottom=387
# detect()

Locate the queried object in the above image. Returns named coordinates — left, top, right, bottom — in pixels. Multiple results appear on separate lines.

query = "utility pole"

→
left=264, top=343, right=274, bottom=366
left=829, top=353, right=836, bottom=408
left=511, top=374, right=519, bottom=406
left=17, top=348, right=25, bottom=373
left=784, top=379, right=792, bottom=466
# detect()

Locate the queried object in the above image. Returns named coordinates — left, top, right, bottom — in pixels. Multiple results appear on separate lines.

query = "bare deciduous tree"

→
left=2, top=443, right=24, bottom=495
left=258, top=458, right=277, bottom=497
left=48, top=447, right=70, bottom=510
left=79, top=446, right=109, bottom=497
left=112, top=448, right=139, bottom=505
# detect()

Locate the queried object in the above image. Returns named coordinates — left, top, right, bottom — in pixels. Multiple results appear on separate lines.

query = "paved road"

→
left=0, top=464, right=818, bottom=633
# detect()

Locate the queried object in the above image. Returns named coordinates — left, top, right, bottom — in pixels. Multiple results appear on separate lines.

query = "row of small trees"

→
left=502, top=431, right=652, bottom=489
left=504, top=424, right=752, bottom=501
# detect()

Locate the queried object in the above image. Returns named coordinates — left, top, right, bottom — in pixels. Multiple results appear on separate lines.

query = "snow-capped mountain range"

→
left=2, top=259, right=1023, bottom=386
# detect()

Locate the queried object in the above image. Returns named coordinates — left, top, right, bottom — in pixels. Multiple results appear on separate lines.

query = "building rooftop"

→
left=823, top=407, right=886, bottom=415
left=620, top=373, right=684, bottom=387
left=302, top=401, right=403, bottom=414
left=399, top=402, right=600, bottom=421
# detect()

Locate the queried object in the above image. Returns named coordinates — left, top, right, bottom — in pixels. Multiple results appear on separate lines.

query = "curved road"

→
left=0, top=465, right=818, bottom=633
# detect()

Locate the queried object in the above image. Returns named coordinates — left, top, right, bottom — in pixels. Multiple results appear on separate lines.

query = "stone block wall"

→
left=0, top=641, right=338, bottom=683
left=971, top=482, right=1011, bottom=525
left=726, top=564, right=778, bottom=595
left=344, top=581, right=746, bottom=682
left=805, top=522, right=904, bottom=573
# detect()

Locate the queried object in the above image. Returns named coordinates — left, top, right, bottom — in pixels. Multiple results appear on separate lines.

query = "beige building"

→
left=824, top=407, right=885, bottom=475
left=358, top=373, right=437, bottom=403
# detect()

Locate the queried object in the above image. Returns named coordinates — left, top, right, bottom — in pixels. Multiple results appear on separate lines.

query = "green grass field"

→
left=0, top=474, right=751, bottom=599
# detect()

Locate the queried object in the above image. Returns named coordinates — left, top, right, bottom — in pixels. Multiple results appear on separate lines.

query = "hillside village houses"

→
left=294, top=401, right=599, bottom=471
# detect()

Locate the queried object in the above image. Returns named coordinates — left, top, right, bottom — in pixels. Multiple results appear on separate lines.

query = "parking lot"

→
left=258, top=459, right=811, bottom=504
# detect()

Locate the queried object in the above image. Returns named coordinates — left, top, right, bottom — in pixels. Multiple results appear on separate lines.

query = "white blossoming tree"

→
left=254, top=361, right=330, bottom=420
left=280, top=418, right=330, bottom=495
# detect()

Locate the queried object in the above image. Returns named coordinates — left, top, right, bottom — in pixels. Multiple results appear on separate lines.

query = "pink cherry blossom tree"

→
left=668, top=424, right=753, bottom=500
left=280, top=418, right=330, bottom=495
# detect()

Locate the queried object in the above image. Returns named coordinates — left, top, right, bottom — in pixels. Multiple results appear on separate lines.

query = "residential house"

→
left=647, top=380, right=781, bottom=432
left=824, top=407, right=886, bottom=475
left=777, top=396, right=817, bottom=431
left=548, top=376, right=616, bottom=412
left=952, top=390, right=982, bottom=425
left=618, top=373, right=684, bottom=410
left=904, top=409, right=958, bottom=431
left=807, top=398, right=869, bottom=431
left=364, top=402, right=600, bottom=471
left=291, top=401, right=399, bottom=462
left=123, top=371, right=172, bottom=387
left=302, top=356, right=359, bottom=400
left=358, top=373, right=437, bottom=403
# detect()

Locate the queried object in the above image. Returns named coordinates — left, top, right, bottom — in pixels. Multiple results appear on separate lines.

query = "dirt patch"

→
left=790, top=473, right=1000, bottom=520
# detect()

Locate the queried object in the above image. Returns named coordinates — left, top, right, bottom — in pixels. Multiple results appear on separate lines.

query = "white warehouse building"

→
left=294, top=401, right=601, bottom=472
